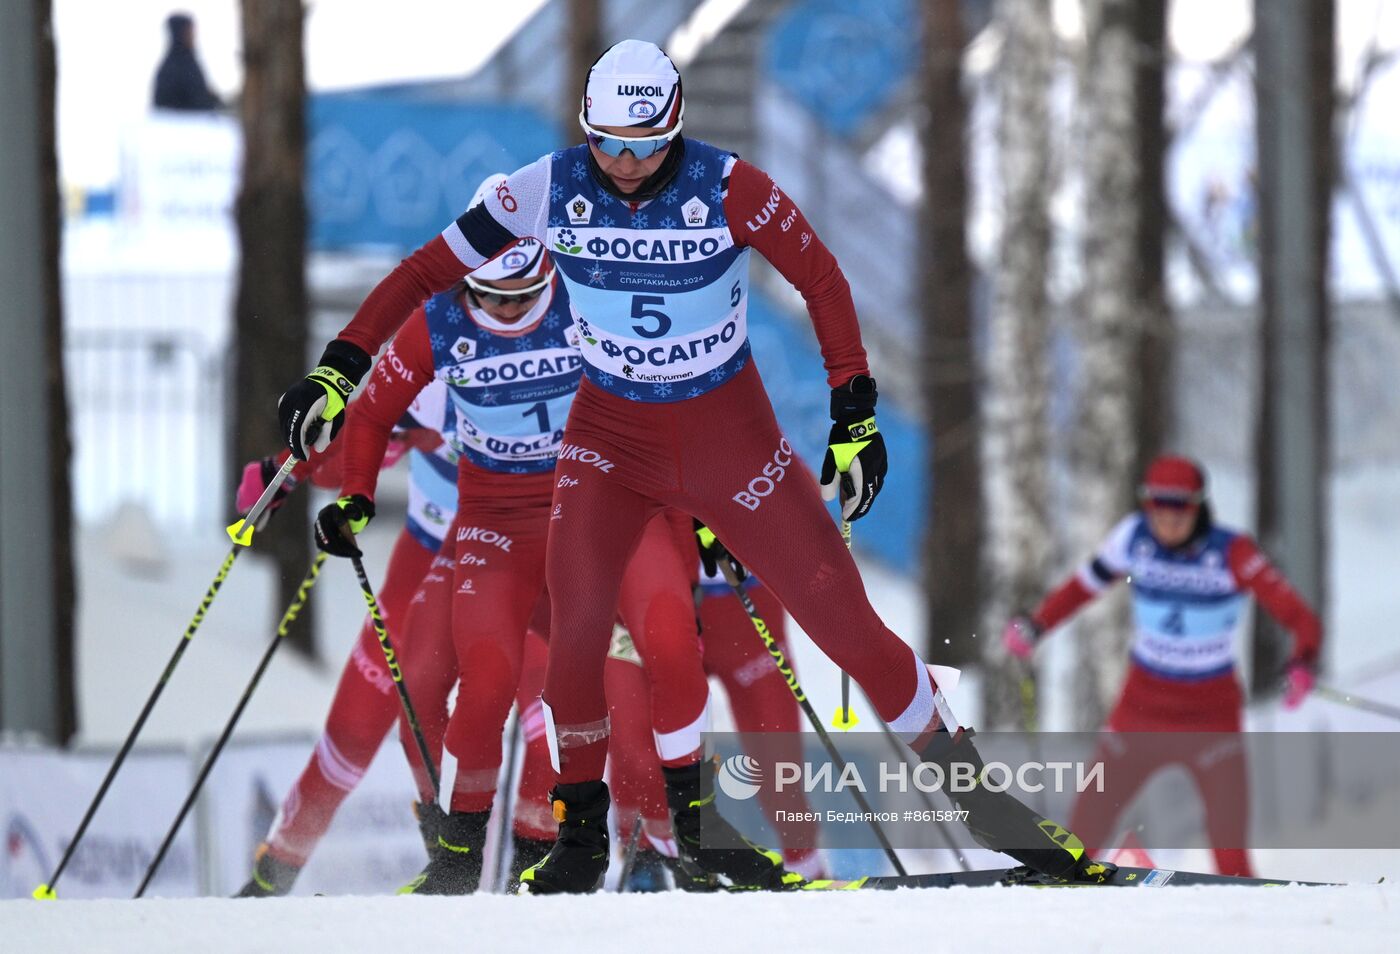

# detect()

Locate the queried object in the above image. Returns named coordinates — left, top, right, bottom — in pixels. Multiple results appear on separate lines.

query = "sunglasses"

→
left=465, top=271, right=552, bottom=306
left=1143, top=495, right=1202, bottom=511
left=578, top=104, right=684, bottom=160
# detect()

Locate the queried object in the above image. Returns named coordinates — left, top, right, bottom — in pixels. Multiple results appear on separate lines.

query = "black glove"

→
left=278, top=340, right=372, bottom=460
left=313, top=495, right=376, bottom=558
left=694, top=519, right=747, bottom=584
left=819, top=374, right=887, bottom=521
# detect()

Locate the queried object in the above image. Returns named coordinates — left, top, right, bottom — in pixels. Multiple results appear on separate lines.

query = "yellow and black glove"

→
left=694, top=519, right=747, bottom=583
left=278, top=340, right=372, bottom=460
left=819, top=374, right=887, bottom=521
left=313, top=495, right=376, bottom=558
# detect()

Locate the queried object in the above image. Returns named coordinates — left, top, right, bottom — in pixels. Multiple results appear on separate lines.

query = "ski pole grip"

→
left=228, top=457, right=298, bottom=546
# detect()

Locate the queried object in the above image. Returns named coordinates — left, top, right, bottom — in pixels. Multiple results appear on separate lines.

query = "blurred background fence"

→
left=64, top=289, right=228, bottom=529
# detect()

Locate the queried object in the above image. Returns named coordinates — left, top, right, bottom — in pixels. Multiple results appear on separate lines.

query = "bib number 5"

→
left=630, top=295, right=672, bottom=339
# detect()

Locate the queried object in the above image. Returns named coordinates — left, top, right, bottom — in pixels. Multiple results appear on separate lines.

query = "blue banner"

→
left=748, top=289, right=924, bottom=570
left=308, top=93, right=561, bottom=252
left=764, top=0, right=917, bottom=138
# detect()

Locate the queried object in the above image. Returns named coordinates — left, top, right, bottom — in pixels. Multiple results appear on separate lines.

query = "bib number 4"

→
left=1163, top=605, right=1185, bottom=636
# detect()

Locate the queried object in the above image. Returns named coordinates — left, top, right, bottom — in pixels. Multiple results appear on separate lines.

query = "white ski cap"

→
left=470, top=236, right=551, bottom=283
left=583, top=39, right=683, bottom=129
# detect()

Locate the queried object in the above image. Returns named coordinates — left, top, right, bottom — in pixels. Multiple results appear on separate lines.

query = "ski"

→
left=798, top=864, right=1339, bottom=891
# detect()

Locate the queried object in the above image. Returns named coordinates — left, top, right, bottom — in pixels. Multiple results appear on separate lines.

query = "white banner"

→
left=118, top=113, right=240, bottom=230
left=2, top=731, right=510, bottom=898
left=0, top=746, right=199, bottom=899
left=201, top=736, right=427, bottom=897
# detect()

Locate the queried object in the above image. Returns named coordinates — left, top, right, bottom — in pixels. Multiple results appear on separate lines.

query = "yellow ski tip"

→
left=32, top=883, right=56, bottom=900
left=831, top=706, right=860, bottom=730
left=802, top=877, right=866, bottom=890
left=226, top=519, right=254, bottom=547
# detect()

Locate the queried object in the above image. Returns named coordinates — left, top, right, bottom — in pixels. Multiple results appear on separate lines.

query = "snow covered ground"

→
left=8, top=884, right=1400, bottom=954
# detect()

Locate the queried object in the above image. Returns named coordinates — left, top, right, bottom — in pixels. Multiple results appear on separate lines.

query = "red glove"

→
left=380, top=434, right=410, bottom=471
left=236, top=456, right=299, bottom=515
left=1002, top=616, right=1041, bottom=661
left=1283, top=663, right=1315, bottom=710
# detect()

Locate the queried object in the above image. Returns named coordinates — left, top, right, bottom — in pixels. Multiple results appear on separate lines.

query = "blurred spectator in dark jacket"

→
left=153, top=12, right=221, bottom=111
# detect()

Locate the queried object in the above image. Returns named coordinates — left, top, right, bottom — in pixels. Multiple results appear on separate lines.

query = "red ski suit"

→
left=1030, top=513, right=1322, bottom=877
left=323, top=154, right=940, bottom=785
left=340, top=309, right=710, bottom=810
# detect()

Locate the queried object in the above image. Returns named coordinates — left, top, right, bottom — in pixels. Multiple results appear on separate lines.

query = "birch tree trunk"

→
left=982, top=0, right=1056, bottom=730
left=1071, top=0, right=1143, bottom=727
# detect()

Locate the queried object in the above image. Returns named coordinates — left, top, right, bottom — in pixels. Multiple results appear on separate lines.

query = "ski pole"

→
left=616, top=816, right=645, bottom=893
left=491, top=709, right=524, bottom=892
left=33, top=504, right=279, bottom=901
left=1316, top=684, right=1400, bottom=723
left=714, top=553, right=908, bottom=876
left=833, top=517, right=964, bottom=865
left=226, top=456, right=297, bottom=547
left=863, top=712, right=971, bottom=870
left=1018, top=668, right=1049, bottom=816
left=135, top=555, right=326, bottom=897
left=350, top=554, right=440, bottom=794
left=833, top=518, right=857, bottom=730
left=1020, top=673, right=1038, bottom=733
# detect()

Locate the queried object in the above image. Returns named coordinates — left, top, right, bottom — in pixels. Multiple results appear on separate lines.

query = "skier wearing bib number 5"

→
left=278, top=39, right=1106, bottom=893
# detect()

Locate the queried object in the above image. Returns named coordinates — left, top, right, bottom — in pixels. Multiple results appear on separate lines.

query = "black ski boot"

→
left=664, top=761, right=803, bottom=891
left=517, top=781, right=611, bottom=895
left=233, top=843, right=301, bottom=898
left=398, top=810, right=490, bottom=895
left=919, top=726, right=1105, bottom=882
left=505, top=834, right=555, bottom=894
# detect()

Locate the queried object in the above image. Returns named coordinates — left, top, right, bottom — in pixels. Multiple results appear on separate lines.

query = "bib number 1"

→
left=522, top=401, right=550, bottom=431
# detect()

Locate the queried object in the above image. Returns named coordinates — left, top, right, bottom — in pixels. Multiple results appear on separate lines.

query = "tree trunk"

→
left=235, top=0, right=314, bottom=657
left=921, top=0, right=981, bottom=669
left=1134, top=0, right=1172, bottom=473
left=1071, top=0, right=1143, bottom=728
left=567, top=0, right=603, bottom=127
left=1252, top=0, right=1333, bottom=693
left=36, top=0, right=77, bottom=742
left=0, top=0, right=76, bottom=742
left=981, top=0, right=1055, bottom=730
